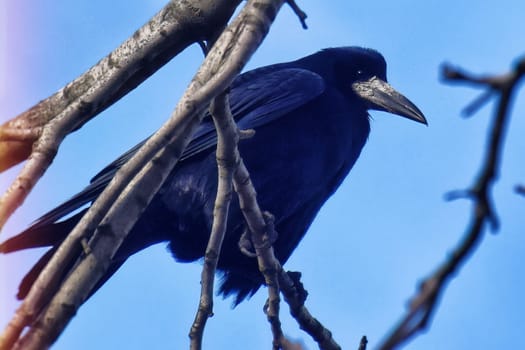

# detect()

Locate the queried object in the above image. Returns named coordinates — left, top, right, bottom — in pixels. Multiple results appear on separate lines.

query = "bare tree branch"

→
left=233, top=168, right=285, bottom=348
left=0, top=0, right=241, bottom=232
left=279, top=270, right=342, bottom=350
left=378, top=57, right=525, bottom=350
left=357, top=336, right=368, bottom=350
left=189, top=91, right=239, bottom=349
left=1, top=1, right=287, bottom=349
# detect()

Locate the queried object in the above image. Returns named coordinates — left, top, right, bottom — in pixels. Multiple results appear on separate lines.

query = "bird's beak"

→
left=352, top=76, right=427, bottom=125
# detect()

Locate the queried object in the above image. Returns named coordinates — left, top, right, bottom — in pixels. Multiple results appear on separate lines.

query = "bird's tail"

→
left=0, top=211, right=85, bottom=299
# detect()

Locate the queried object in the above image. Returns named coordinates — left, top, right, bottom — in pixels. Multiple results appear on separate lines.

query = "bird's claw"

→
left=238, top=211, right=278, bottom=258
left=239, top=230, right=257, bottom=257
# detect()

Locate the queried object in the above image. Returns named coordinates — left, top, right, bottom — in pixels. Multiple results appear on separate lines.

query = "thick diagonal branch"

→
left=0, top=0, right=241, bottom=232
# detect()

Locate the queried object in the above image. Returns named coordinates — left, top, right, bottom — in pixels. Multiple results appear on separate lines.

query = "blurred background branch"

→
left=378, top=57, right=525, bottom=350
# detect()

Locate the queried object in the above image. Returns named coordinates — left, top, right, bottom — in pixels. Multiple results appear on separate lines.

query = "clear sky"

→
left=1, top=1, right=524, bottom=349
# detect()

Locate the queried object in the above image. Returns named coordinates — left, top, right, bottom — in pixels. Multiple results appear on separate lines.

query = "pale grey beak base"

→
left=352, top=76, right=427, bottom=125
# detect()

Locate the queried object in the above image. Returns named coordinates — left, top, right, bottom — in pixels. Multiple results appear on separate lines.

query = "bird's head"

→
left=324, top=47, right=427, bottom=125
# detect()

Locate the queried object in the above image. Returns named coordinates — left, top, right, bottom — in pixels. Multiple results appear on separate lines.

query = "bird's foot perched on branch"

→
left=239, top=211, right=278, bottom=258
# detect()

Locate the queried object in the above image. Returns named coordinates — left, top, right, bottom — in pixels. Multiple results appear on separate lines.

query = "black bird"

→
left=0, top=47, right=426, bottom=305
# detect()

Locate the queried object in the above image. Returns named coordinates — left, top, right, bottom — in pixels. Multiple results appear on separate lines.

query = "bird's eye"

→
left=356, top=69, right=364, bottom=77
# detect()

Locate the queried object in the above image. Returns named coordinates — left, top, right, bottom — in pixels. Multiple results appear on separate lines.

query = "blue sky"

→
left=1, top=1, right=524, bottom=349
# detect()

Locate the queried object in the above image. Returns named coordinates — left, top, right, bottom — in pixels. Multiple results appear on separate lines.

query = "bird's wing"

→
left=30, top=68, right=325, bottom=228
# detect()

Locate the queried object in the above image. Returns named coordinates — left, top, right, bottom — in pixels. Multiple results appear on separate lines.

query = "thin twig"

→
left=357, top=336, right=368, bottom=350
left=379, top=57, right=525, bottom=350
left=0, top=0, right=241, bottom=232
left=233, top=163, right=285, bottom=349
left=189, top=92, right=239, bottom=349
left=286, top=0, right=308, bottom=29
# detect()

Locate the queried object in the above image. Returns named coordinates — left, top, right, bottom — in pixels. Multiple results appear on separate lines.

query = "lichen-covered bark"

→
left=0, top=0, right=241, bottom=233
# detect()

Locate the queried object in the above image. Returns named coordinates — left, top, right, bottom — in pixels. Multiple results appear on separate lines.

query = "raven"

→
left=0, top=47, right=426, bottom=305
